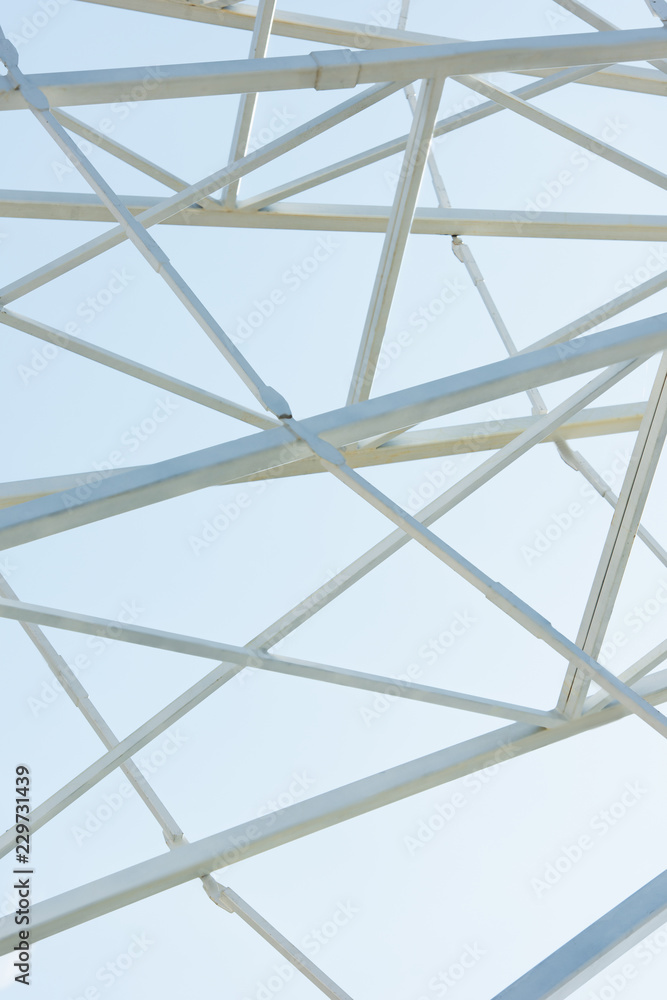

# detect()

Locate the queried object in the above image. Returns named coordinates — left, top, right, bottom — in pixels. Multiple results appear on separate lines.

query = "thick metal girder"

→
left=4, top=193, right=667, bottom=242
left=2, top=667, right=666, bottom=955
left=0, top=403, right=646, bottom=510
left=553, top=0, right=667, bottom=75
left=1, top=30, right=666, bottom=110
left=0, top=316, right=665, bottom=551
left=491, top=869, right=667, bottom=1000
left=54, top=1, right=667, bottom=96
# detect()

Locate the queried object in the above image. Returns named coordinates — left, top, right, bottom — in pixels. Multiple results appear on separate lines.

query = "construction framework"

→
left=1, top=1, right=667, bottom=997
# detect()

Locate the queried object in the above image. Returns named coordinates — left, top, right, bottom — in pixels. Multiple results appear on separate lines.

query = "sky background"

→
left=1, top=1, right=667, bottom=998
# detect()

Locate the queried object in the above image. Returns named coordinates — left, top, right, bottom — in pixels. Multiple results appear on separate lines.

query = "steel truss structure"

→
left=1, top=1, right=667, bottom=997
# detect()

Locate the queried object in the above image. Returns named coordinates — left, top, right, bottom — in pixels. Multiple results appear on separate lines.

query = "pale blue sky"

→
left=1, top=2, right=667, bottom=998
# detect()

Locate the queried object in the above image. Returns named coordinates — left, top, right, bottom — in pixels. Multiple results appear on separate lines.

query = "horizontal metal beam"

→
left=0, top=30, right=665, bottom=109
left=492, top=869, right=667, bottom=1000
left=345, top=404, right=646, bottom=468
left=2, top=667, right=666, bottom=953
left=3, top=193, right=667, bottom=242
left=71, top=2, right=667, bottom=95
left=0, top=402, right=644, bottom=509
left=70, top=0, right=463, bottom=49
left=0, top=314, right=664, bottom=550
left=552, top=0, right=667, bottom=75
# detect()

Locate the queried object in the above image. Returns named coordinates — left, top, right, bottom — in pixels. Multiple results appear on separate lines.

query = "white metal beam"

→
left=525, top=268, right=667, bottom=355
left=0, top=308, right=278, bottom=429
left=67, top=1, right=667, bottom=99
left=219, top=888, right=354, bottom=1000
left=346, top=75, right=444, bottom=404
left=491, top=869, right=667, bottom=1000
left=1, top=30, right=666, bottom=110
left=0, top=595, right=557, bottom=724
left=0, top=401, right=645, bottom=511
left=221, top=0, right=277, bottom=207
left=554, top=0, right=667, bottom=75
left=53, top=110, right=219, bottom=206
left=0, top=655, right=560, bottom=858
left=0, top=400, right=647, bottom=515
left=0, top=577, right=188, bottom=842
left=4, top=194, right=667, bottom=242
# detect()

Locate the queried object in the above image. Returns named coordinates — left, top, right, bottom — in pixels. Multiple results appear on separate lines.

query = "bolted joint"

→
left=645, top=0, right=667, bottom=23
left=0, top=38, right=19, bottom=69
left=201, top=875, right=234, bottom=912
left=261, top=385, right=292, bottom=418
left=162, top=830, right=185, bottom=848
left=310, top=48, right=361, bottom=91
left=451, top=236, right=466, bottom=263
left=283, top=418, right=346, bottom=468
left=19, top=83, right=50, bottom=112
